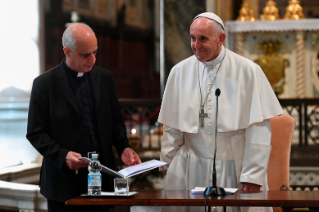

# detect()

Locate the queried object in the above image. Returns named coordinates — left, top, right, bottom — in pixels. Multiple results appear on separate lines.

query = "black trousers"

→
left=47, top=199, right=109, bottom=212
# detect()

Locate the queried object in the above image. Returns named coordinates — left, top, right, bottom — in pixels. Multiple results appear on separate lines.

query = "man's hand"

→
left=65, top=151, right=88, bottom=170
left=121, top=148, right=142, bottom=167
left=241, top=182, right=261, bottom=192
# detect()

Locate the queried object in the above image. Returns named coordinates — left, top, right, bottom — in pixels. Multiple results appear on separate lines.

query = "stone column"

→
left=206, top=0, right=216, bottom=12
left=235, top=33, right=245, bottom=56
left=296, top=31, right=306, bottom=98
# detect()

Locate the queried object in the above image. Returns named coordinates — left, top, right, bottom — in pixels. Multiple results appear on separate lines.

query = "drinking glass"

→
left=114, top=178, right=129, bottom=195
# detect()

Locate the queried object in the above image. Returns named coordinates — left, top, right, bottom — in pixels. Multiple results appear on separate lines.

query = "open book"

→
left=79, top=158, right=167, bottom=178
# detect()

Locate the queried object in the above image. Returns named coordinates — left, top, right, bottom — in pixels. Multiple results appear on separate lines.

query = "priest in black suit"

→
left=26, top=23, right=141, bottom=212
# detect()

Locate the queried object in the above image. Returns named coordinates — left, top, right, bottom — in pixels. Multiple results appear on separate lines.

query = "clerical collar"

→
left=63, top=59, right=85, bottom=78
left=202, top=45, right=225, bottom=69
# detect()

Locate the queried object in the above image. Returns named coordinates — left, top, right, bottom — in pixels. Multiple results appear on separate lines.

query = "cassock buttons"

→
left=208, top=99, right=211, bottom=102
left=208, top=124, right=211, bottom=127
left=208, top=107, right=211, bottom=110
left=209, top=132, right=212, bottom=135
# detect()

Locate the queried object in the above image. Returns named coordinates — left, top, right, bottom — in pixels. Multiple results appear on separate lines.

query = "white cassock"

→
left=131, top=46, right=283, bottom=212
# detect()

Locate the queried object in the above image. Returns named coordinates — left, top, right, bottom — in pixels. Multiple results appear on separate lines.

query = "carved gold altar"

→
left=254, top=40, right=289, bottom=95
left=226, top=19, right=319, bottom=98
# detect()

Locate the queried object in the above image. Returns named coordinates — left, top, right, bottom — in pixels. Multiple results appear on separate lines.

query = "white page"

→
left=118, top=159, right=167, bottom=178
left=81, top=192, right=138, bottom=196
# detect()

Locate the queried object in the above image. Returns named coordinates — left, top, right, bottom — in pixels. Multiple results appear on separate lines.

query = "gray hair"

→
left=62, top=23, right=95, bottom=51
left=210, top=20, right=225, bottom=36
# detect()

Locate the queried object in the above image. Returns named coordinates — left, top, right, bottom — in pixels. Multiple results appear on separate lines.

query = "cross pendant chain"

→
left=199, top=107, right=208, bottom=128
left=197, top=50, right=226, bottom=129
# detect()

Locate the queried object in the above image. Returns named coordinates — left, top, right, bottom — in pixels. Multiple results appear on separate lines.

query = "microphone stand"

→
left=204, top=88, right=226, bottom=212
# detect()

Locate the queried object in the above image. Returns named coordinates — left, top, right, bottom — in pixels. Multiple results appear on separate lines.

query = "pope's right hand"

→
left=65, top=151, right=88, bottom=170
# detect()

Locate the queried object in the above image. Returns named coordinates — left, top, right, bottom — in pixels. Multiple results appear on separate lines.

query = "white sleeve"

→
left=159, top=125, right=184, bottom=171
left=246, top=119, right=272, bottom=145
left=239, top=119, right=272, bottom=186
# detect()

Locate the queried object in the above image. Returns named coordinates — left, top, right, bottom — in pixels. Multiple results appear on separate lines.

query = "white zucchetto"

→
left=194, top=12, right=225, bottom=30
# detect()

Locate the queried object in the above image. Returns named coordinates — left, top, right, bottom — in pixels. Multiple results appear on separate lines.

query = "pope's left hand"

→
left=121, top=148, right=142, bottom=167
left=241, top=182, right=261, bottom=192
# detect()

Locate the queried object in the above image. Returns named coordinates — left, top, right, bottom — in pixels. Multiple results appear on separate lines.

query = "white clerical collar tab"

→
left=194, top=12, right=225, bottom=30
left=77, top=72, right=84, bottom=77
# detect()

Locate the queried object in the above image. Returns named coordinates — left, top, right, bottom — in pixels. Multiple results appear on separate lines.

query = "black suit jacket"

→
left=26, top=61, right=130, bottom=202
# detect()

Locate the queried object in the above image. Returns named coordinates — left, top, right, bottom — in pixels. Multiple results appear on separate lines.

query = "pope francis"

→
left=133, top=12, right=283, bottom=212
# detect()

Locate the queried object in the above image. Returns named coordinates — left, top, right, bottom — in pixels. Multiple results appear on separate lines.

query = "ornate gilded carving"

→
left=284, top=0, right=305, bottom=20
left=261, top=0, right=280, bottom=20
left=255, top=39, right=289, bottom=95
left=237, top=0, right=255, bottom=22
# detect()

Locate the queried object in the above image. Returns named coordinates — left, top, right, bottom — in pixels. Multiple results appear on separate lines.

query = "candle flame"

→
left=131, top=129, right=136, bottom=135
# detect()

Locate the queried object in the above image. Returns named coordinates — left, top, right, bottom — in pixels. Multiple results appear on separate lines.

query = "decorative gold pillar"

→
left=295, top=31, right=306, bottom=98
left=235, top=33, right=245, bottom=56
left=215, top=0, right=233, bottom=22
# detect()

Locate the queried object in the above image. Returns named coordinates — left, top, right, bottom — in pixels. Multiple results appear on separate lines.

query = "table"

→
left=66, top=190, right=319, bottom=211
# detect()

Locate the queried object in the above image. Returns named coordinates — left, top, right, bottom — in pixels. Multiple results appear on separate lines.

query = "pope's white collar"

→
left=202, top=45, right=225, bottom=69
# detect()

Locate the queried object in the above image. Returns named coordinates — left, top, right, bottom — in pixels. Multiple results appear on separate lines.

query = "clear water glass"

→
left=114, top=178, right=129, bottom=195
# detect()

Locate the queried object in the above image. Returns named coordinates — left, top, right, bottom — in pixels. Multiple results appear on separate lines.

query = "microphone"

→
left=204, top=88, right=226, bottom=197
left=215, top=88, right=220, bottom=97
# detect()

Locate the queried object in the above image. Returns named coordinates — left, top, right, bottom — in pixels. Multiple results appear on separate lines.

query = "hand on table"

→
left=121, top=148, right=142, bottom=167
left=65, top=151, right=88, bottom=170
left=241, top=182, right=261, bottom=192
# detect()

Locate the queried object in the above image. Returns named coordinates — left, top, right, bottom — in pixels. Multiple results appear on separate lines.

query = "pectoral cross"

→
left=199, top=107, right=208, bottom=128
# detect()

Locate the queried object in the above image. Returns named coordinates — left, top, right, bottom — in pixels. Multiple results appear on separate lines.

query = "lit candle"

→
left=131, top=128, right=136, bottom=137
left=129, top=128, right=140, bottom=149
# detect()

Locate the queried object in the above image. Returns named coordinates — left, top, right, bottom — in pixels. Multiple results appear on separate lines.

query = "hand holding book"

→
left=121, top=147, right=142, bottom=167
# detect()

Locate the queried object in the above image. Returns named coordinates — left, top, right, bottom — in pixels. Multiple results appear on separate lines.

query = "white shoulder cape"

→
left=158, top=49, right=283, bottom=133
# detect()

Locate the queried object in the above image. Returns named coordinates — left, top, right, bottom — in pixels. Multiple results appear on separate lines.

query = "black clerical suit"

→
left=26, top=60, right=130, bottom=203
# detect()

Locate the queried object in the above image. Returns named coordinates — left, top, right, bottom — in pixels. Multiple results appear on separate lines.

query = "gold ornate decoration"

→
left=255, top=39, right=289, bottom=95
left=261, top=0, right=280, bottom=20
left=284, top=0, right=305, bottom=20
left=237, top=0, right=255, bottom=22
